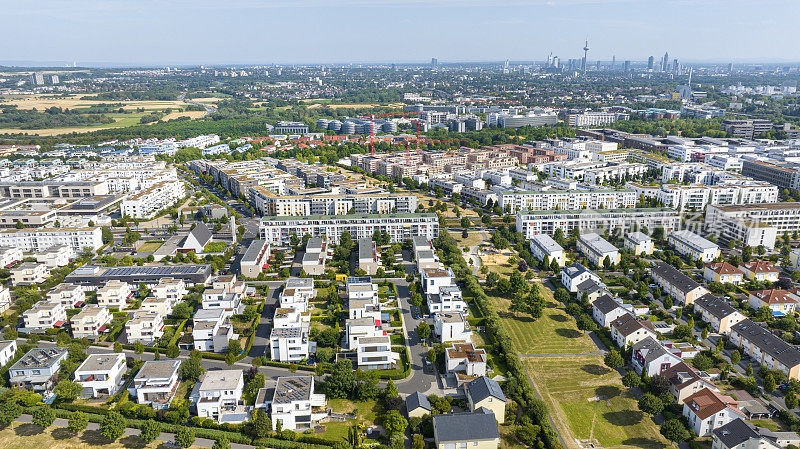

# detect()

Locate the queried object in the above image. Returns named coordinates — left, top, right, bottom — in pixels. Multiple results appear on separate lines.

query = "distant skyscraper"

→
left=431, top=58, right=438, bottom=67
left=663, top=51, right=669, bottom=71
left=611, top=55, right=616, bottom=68
left=582, top=39, right=589, bottom=73
left=728, top=62, right=733, bottom=73
left=647, top=56, right=654, bottom=70
left=29, top=73, right=44, bottom=86
left=552, top=56, right=559, bottom=68
left=673, top=58, right=680, bottom=73
left=50, top=75, right=59, bottom=84
left=624, top=60, right=631, bottom=71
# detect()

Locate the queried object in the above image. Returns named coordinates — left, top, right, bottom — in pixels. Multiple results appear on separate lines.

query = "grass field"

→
left=448, top=230, right=485, bottom=247
left=523, top=356, right=670, bottom=449
left=0, top=423, right=198, bottom=449
left=492, top=286, right=596, bottom=355
left=322, top=399, right=380, bottom=441
left=138, top=241, right=164, bottom=252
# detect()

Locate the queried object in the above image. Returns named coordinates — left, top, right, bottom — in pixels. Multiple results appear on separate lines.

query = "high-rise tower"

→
left=582, top=39, right=589, bottom=73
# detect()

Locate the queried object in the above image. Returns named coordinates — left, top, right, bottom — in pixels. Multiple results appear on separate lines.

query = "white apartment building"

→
left=23, top=300, right=67, bottom=331
left=46, top=283, right=86, bottom=308
left=202, top=275, right=245, bottom=314
left=140, top=297, right=174, bottom=316
left=193, top=370, right=246, bottom=423
left=434, top=312, right=472, bottom=343
left=561, top=263, right=602, bottom=293
left=705, top=203, right=800, bottom=250
left=267, top=376, right=327, bottom=431
left=270, top=327, right=310, bottom=362
left=669, top=230, right=721, bottom=263
left=279, top=277, right=315, bottom=312
left=0, top=340, right=17, bottom=368
left=9, top=347, right=69, bottom=392
left=529, top=233, right=566, bottom=267
left=445, top=342, right=487, bottom=377
left=97, top=280, right=133, bottom=309
left=131, top=360, right=181, bottom=409
left=0, top=286, right=10, bottom=314
left=498, top=189, right=637, bottom=212
left=71, top=305, right=112, bottom=339
left=626, top=182, right=778, bottom=212
left=422, top=267, right=467, bottom=314
left=11, top=261, right=49, bottom=285
left=625, top=232, right=654, bottom=255
left=356, top=334, right=397, bottom=370
left=0, top=227, right=102, bottom=252
left=249, top=191, right=418, bottom=217
left=152, top=277, right=187, bottom=302
left=35, top=245, right=73, bottom=269
left=260, top=213, right=439, bottom=246
left=516, top=208, right=681, bottom=239
left=583, top=163, right=649, bottom=186
left=301, top=237, right=327, bottom=276
left=578, top=233, right=620, bottom=267
left=121, top=180, right=186, bottom=219
left=74, top=353, right=126, bottom=398
left=125, top=310, right=165, bottom=344
left=0, top=246, right=22, bottom=267
left=193, top=308, right=236, bottom=353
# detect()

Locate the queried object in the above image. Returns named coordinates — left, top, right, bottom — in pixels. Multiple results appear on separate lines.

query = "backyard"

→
left=0, top=423, right=198, bottom=449
left=523, top=356, right=670, bottom=449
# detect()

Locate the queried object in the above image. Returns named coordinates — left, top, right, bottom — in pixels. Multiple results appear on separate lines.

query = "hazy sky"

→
left=3, top=0, right=799, bottom=66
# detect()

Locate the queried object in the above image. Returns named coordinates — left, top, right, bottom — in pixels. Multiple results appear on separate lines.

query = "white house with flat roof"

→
left=434, top=312, right=472, bottom=343
left=97, top=280, right=132, bottom=309
left=70, top=305, right=112, bottom=340
left=74, top=353, right=126, bottom=398
left=529, top=233, right=566, bottom=267
left=9, top=347, right=68, bottom=392
left=0, top=340, right=17, bottom=368
left=625, top=232, right=654, bottom=256
left=46, top=283, right=85, bottom=308
left=125, top=310, right=165, bottom=344
left=193, top=308, right=236, bottom=353
left=269, top=326, right=310, bottom=362
left=131, top=360, right=181, bottom=409
left=11, top=261, right=48, bottom=285
left=192, top=370, right=246, bottom=423
left=22, top=300, right=67, bottom=332
left=267, top=376, right=327, bottom=431
left=578, top=233, right=620, bottom=267
left=669, top=230, right=720, bottom=263
left=35, top=245, right=73, bottom=269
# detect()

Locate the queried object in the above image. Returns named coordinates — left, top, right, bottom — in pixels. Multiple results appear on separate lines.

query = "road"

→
left=393, top=277, right=441, bottom=395
left=178, top=93, right=218, bottom=118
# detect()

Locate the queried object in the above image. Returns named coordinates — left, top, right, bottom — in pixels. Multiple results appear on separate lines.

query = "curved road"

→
left=178, top=93, right=218, bottom=118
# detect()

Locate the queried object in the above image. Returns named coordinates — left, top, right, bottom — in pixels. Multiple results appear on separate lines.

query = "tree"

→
left=383, top=410, right=408, bottom=436
left=604, top=350, right=624, bottom=369
left=225, top=339, right=242, bottom=366
left=249, top=408, right=272, bottom=438
left=661, top=419, right=690, bottom=442
left=134, top=341, right=145, bottom=354
left=622, top=370, right=642, bottom=388
left=764, top=373, right=776, bottom=393
left=32, top=406, right=55, bottom=428
left=728, top=350, right=740, bottom=366
left=166, top=345, right=180, bottom=358
left=100, top=411, right=126, bottom=442
left=326, top=360, right=357, bottom=399
left=139, top=419, right=161, bottom=444
left=385, top=379, right=399, bottom=398
left=345, top=424, right=363, bottom=449
left=412, top=433, right=425, bottom=449
left=746, top=363, right=753, bottom=377
left=171, top=302, right=192, bottom=319
left=174, top=427, right=195, bottom=448
left=786, top=392, right=799, bottom=410
left=101, top=226, right=114, bottom=244
left=638, top=393, right=664, bottom=415
left=212, top=437, right=230, bottom=449
left=55, top=379, right=82, bottom=402
left=180, top=351, right=204, bottom=381
left=416, top=322, right=432, bottom=340
left=68, top=411, right=89, bottom=433
left=460, top=217, right=470, bottom=228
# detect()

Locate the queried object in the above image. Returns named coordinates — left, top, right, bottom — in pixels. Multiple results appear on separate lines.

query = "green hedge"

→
left=168, top=319, right=189, bottom=347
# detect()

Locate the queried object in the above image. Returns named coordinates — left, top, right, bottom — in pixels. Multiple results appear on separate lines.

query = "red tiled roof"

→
left=684, top=387, right=744, bottom=420
left=706, top=262, right=743, bottom=275
left=751, top=289, right=798, bottom=305
left=741, top=260, right=778, bottom=274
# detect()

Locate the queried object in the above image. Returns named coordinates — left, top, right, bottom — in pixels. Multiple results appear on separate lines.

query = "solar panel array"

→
left=106, top=265, right=203, bottom=276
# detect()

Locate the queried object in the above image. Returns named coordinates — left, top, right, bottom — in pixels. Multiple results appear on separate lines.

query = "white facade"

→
left=74, top=353, right=126, bottom=398
left=434, top=312, right=472, bottom=343
left=529, top=233, right=566, bottom=267
left=23, top=300, right=67, bottom=331
left=194, top=370, right=246, bottom=423
left=122, top=180, right=186, bottom=219
left=125, top=310, right=165, bottom=343
left=11, top=262, right=49, bottom=285
left=0, top=227, right=102, bottom=252
left=132, top=360, right=181, bottom=409
left=70, top=305, right=112, bottom=339
left=578, top=232, right=620, bottom=267
left=499, top=189, right=636, bottom=212
left=669, top=230, right=721, bottom=263
left=624, top=232, right=654, bottom=256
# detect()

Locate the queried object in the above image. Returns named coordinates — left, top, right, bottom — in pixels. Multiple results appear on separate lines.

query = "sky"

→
left=2, top=0, right=799, bottom=66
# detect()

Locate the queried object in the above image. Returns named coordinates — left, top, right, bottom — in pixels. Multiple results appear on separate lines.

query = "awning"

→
left=53, top=320, right=65, bottom=327
left=97, top=325, right=109, bottom=332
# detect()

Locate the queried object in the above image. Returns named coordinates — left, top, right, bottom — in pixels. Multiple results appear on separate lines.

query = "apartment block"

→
left=70, top=305, right=112, bottom=339
left=131, top=360, right=181, bottom=409
left=125, top=310, right=165, bottom=344
left=74, top=353, right=126, bottom=398
left=516, top=208, right=680, bottom=239
left=97, top=280, right=133, bottom=308
left=22, top=300, right=67, bottom=332
left=669, top=230, right=720, bottom=263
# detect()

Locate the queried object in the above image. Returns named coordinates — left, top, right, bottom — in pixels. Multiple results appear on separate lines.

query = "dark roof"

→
left=713, top=418, right=760, bottom=449
left=652, top=262, right=704, bottom=294
left=732, top=319, right=800, bottom=368
left=406, top=392, right=431, bottom=412
left=695, top=294, right=740, bottom=320
left=610, top=313, right=655, bottom=337
left=433, top=412, right=500, bottom=443
left=576, top=278, right=605, bottom=294
left=187, top=222, right=213, bottom=247
left=632, top=336, right=678, bottom=365
left=562, top=262, right=592, bottom=280
left=593, top=294, right=622, bottom=315
left=663, top=361, right=708, bottom=389
left=466, top=376, right=506, bottom=403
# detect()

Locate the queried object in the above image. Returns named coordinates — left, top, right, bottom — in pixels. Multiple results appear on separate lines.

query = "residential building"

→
left=260, top=213, right=439, bottom=246
left=97, top=280, right=133, bottom=308
left=669, top=230, right=720, bottom=263
left=592, top=295, right=628, bottom=327
left=301, top=237, right=327, bottom=276
left=357, top=238, right=380, bottom=275
left=46, top=283, right=86, bottom=308
left=22, top=300, right=67, bottom=332
left=610, top=313, right=657, bottom=348
left=181, top=222, right=213, bottom=254
left=561, top=263, right=602, bottom=293
left=406, top=391, right=432, bottom=419
left=683, top=387, right=745, bottom=437
left=121, top=180, right=186, bottom=219
left=125, top=310, right=165, bottom=344
left=663, top=362, right=717, bottom=404
left=267, top=376, right=326, bottom=431
left=35, top=245, right=73, bottom=269
left=74, top=353, right=126, bottom=398
left=193, top=308, right=236, bottom=353
left=202, top=275, right=245, bottom=314
left=422, top=267, right=467, bottom=314
left=279, top=277, right=314, bottom=312
left=631, top=336, right=682, bottom=376
left=694, top=294, right=746, bottom=334
left=704, top=262, right=745, bottom=285
left=730, top=319, right=800, bottom=380
left=529, top=233, right=566, bottom=267
left=740, top=261, right=779, bottom=282
left=0, top=246, right=22, bottom=267
left=152, top=277, right=187, bottom=303
left=11, top=261, right=48, bottom=285
left=70, top=305, right=112, bottom=339
left=131, top=360, right=181, bottom=409
left=704, top=203, right=800, bottom=250
left=193, top=370, right=246, bottom=423
left=0, top=227, right=103, bottom=252
left=0, top=286, right=10, bottom=314
left=712, top=418, right=799, bottom=449
left=8, top=347, right=69, bottom=392
left=445, top=342, right=487, bottom=378
left=748, top=289, right=799, bottom=317
left=578, top=232, right=620, bottom=267
left=269, top=327, right=310, bottom=362
left=465, top=376, right=507, bottom=423
left=434, top=312, right=472, bottom=343
left=240, top=239, right=270, bottom=278
left=651, top=262, right=709, bottom=305
left=65, top=264, right=212, bottom=287
left=499, top=188, right=636, bottom=212
left=432, top=411, right=500, bottom=449
left=0, top=340, right=17, bottom=368
left=516, top=208, right=681, bottom=239
left=625, top=232, right=654, bottom=256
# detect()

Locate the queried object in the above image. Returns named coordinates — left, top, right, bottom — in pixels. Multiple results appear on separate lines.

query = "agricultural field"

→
left=523, top=356, right=670, bottom=449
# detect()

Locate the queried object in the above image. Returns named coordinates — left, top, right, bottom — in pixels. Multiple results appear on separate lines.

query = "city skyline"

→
left=3, top=0, right=800, bottom=66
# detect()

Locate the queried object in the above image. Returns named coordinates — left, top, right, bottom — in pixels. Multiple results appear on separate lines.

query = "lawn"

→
left=321, top=399, right=380, bottom=442
left=138, top=241, right=164, bottom=252
left=523, top=356, right=670, bottom=449
left=490, top=283, right=595, bottom=355
left=203, top=241, right=228, bottom=253
left=0, top=423, right=199, bottom=449
left=448, top=230, right=485, bottom=247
